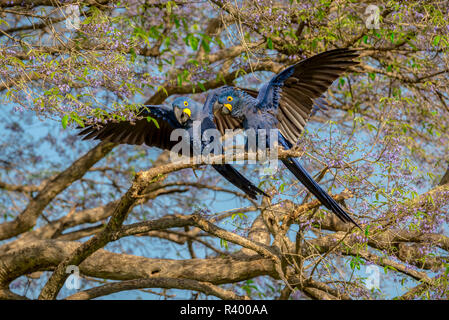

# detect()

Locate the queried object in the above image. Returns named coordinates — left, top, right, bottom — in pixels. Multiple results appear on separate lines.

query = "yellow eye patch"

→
left=184, top=101, right=189, bottom=107
left=227, top=96, right=233, bottom=102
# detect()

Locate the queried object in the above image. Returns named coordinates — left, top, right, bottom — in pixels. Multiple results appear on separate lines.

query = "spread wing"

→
left=258, top=48, right=359, bottom=145
left=77, top=106, right=181, bottom=150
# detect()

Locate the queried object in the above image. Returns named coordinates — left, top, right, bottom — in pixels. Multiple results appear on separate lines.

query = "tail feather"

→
left=277, top=133, right=359, bottom=227
left=282, top=158, right=360, bottom=228
left=212, top=164, right=269, bottom=199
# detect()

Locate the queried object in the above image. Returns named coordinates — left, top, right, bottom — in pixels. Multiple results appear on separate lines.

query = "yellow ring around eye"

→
left=184, top=101, right=189, bottom=107
left=183, top=108, right=191, bottom=117
left=227, top=96, right=233, bottom=102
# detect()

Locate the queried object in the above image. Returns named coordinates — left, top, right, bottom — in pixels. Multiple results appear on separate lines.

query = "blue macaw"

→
left=78, top=96, right=268, bottom=199
left=213, top=48, right=360, bottom=227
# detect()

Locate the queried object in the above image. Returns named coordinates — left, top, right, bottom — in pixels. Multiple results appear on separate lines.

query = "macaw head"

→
left=172, top=97, right=198, bottom=125
left=216, top=86, right=243, bottom=118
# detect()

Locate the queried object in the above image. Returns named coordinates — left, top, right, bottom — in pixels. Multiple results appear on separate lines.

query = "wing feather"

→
left=78, top=106, right=180, bottom=150
left=258, top=48, right=359, bottom=144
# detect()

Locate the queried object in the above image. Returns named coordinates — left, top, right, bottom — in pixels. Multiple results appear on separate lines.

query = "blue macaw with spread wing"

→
left=78, top=96, right=268, bottom=199
left=213, top=48, right=360, bottom=227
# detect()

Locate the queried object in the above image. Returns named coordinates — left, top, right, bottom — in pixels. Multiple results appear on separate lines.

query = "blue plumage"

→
left=214, top=49, right=360, bottom=227
left=78, top=95, right=268, bottom=199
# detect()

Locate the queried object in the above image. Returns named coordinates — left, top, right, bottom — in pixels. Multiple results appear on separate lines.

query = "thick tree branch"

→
left=0, top=141, right=116, bottom=241
left=64, top=277, right=249, bottom=300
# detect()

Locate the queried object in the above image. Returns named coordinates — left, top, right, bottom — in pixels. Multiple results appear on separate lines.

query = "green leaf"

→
left=147, top=116, right=159, bottom=129
left=279, top=183, right=285, bottom=193
left=129, top=48, right=136, bottom=63
left=433, top=35, right=441, bottom=46
left=267, top=37, right=273, bottom=49
left=166, top=0, right=172, bottom=14
left=0, top=19, right=10, bottom=27
left=384, top=265, right=397, bottom=274
left=157, top=86, right=168, bottom=97
left=201, top=39, right=210, bottom=53
left=232, top=212, right=247, bottom=220
left=61, top=115, right=69, bottom=129
left=186, top=34, right=199, bottom=51
left=148, top=26, right=160, bottom=40
left=365, top=225, right=370, bottom=237
left=173, top=17, right=180, bottom=28
left=71, top=113, right=84, bottom=127
left=187, top=59, right=199, bottom=67
left=197, top=82, right=206, bottom=92
left=220, top=239, right=228, bottom=249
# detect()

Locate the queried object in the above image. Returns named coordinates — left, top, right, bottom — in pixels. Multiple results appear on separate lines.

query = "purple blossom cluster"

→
left=387, top=187, right=449, bottom=235
left=349, top=232, right=369, bottom=245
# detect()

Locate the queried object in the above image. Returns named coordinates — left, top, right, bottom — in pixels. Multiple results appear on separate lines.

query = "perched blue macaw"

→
left=213, top=48, right=360, bottom=227
left=78, top=96, right=268, bottom=199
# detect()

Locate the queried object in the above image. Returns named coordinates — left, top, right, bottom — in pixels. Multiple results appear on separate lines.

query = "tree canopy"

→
left=0, top=0, right=448, bottom=300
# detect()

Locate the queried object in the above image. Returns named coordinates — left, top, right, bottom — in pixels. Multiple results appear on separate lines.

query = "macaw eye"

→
left=227, top=96, right=233, bottom=102
left=184, top=101, right=189, bottom=107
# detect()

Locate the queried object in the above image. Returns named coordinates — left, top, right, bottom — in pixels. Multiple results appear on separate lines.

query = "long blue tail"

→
left=212, top=164, right=269, bottom=200
left=278, top=135, right=360, bottom=228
